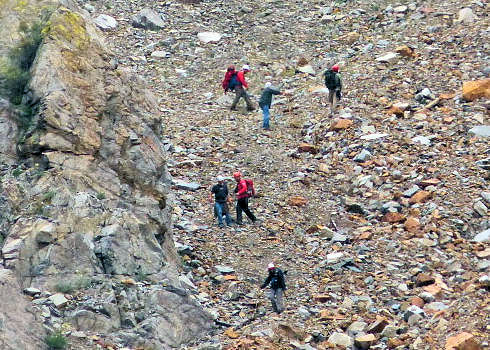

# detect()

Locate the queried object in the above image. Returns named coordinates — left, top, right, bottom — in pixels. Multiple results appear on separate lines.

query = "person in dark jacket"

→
left=323, top=64, right=342, bottom=115
left=233, top=171, right=257, bottom=225
left=258, top=82, right=282, bottom=130
left=209, top=175, right=233, bottom=227
left=260, top=262, right=287, bottom=313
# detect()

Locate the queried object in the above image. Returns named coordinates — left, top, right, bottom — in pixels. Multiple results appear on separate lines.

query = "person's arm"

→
left=271, top=87, right=281, bottom=95
left=236, top=180, right=247, bottom=196
left=261, top=274, right=272, bottom=289
left=209, top=187, right=215, bottom=203
left=279, top=270, right=287, bottom=289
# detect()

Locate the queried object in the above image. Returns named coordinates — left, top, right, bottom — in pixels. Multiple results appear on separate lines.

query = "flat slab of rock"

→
left=215, top=265, right=235, bottom=274
left=94, top=14, right=117, bottom=30
left=473, top=229, right=490, bottom=243
left=376, top=52, right=399, bottom=63
left=328, top=332, right=353, bottom=347
left=468, top=125, right=490, bottom=137
left=197, top=32, right=222, bottom=43
left=173, top=179, right=200, bottom=191
left=132, top=8, right=165, bottom=30
left=48, top=293, right=68, bottom=307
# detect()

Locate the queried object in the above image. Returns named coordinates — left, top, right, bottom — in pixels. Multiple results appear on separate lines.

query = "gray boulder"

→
left=132, top=8, right=165, bottom=30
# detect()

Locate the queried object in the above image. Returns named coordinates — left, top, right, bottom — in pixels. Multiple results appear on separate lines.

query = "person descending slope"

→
left=209, top=175, right=233, bottom=228
left=323, top=64, right=342, bottom=115
left=258, top=82, right=282, bottom=130
left=230, top=65, right=255, bottom=111
left=260, top=262, right=287, bottom=313
left=233, top=171, right=257, bottom=225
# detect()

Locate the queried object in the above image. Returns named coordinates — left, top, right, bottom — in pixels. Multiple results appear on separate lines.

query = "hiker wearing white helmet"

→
left=259, top=82, right=282, bottom=130
left=260, top=262, right=287, bottom=313
left=209, top=175, right=233, bottom=228
left=230, top=64, right=255, bottom=111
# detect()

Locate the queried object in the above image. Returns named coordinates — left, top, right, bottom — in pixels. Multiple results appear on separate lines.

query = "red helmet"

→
left=331, top=65, right=339, bottom=72
left=233, top=171, right=241, bottom=178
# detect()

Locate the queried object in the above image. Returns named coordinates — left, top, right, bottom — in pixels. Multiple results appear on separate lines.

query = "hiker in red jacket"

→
left=230, top=65, right=255, bottom=111
left=233, top=171, right=257, bottom=225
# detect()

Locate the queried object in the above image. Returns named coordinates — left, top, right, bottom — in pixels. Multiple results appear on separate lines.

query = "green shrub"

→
left=42, top=190, right=56, bottom=203
left=96, top=192, right=106, bottom=200
left=55, top=276, right=91, bottom=294
left=12, top=168, right=23, bottom=177
left=44, top=332, right=67, bottom=349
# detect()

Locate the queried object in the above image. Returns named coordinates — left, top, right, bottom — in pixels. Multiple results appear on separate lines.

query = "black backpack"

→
left=228, top=73, right=239, bottom=91
left=324, top=70, right=340, bottom=90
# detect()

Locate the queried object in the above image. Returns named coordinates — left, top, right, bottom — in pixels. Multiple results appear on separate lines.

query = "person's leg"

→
left=332, top=89, right=338, bottom=113
left=230, top=88, right=242, bottom=110
left=244, top=90, right=254, bottom=110
left=275, top=288, right=284, bottom=313
left=262, top=105, right=270, bottom=129
left=328, top=89, right=334, bottom=112
left=268, top=289, right=277, bottom=312
left=236, top=200, right=243, bottom=224
left=223, top=202, right=233, bottom=226
left=242, top=197, right=257, bottom=222
left=215, top=202, right=224, bottom=226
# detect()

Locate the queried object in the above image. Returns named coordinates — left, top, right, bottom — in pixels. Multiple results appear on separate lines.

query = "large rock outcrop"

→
left=0, top=1, right=212, bottom=349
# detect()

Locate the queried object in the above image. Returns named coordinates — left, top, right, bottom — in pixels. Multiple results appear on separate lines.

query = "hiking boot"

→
left=246, top=107, right=256, bottom=112
left=218, top=223, right=224, bottom=228
left=230, top=107, right=237, bottom=111
left=236, top=221, right=244, bottom=226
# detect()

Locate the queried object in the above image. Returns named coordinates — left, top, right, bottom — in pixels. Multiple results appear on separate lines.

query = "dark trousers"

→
left=236, top=197, right=256, bottom=223
left=231, top=87, right=254, bottom=110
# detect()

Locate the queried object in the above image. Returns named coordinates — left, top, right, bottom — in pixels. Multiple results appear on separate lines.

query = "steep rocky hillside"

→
left=1, top=0, right=489, bottom=349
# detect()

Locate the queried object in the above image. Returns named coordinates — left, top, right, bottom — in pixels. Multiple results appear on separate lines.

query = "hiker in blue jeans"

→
left=209, top=176, right=233, bottom=227
left=258, top=82, right=282, bottom=130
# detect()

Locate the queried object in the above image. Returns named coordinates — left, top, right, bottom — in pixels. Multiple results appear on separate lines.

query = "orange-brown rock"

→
left=354, top=334, right=376, bottom=349
left=395, top=45, right=416, bottom=57
left=224, top=327, right=240, bottom=339
left=387, top=338, right=405, bottom=348
left=462, top=79, right=490, bottom=101
left=330, top=118, right=353, bottom=130
left=416, top=273, right=435, bottom=287
left=410, top=296, right=425, bottom=307
left=298, top=143, right=319, bottom=154
left=288, top=196, right=308, bottom=206
left=404, top=216, right=420, bottom=232
left=382, top=212, right=406, bottom=223
left=318, top=163, right=329, bottom=173
left=314, top=294, right=332, bottom=302
left=445, top=332, right=481, bottom=350
left=419, top=178, right=441, bottom=187
left=367, top=317, right=389, bottom=333
left=409, top=190, right=431, bottom=204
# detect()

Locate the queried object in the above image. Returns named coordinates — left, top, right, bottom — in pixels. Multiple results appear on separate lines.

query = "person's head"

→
left=331, top=64, right=339, bottom=72
left=267, top=262, right=275, bottom=271
left=242, top=64, right=250, bottom=73
left=217, top=175, right=225, bottom=183
left=227, top=65, right=235, bottom=72
left=264, top=82, right=272, bottom=89
left=233, top=171, right=241, bottom=181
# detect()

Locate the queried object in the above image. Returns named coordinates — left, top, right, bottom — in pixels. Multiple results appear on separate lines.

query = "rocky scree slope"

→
left=77, top=0, right=490, bottom=349
left=0, top=0, right=212, bottom=349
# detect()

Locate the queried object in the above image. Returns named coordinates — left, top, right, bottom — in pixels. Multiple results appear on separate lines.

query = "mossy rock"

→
left=46, top=8, right=89, bottom=51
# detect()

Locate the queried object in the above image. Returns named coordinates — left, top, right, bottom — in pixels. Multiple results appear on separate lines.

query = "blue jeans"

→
left=215, top=202, right=232, bottom=226
left=261, top=104, right=270, bottom=129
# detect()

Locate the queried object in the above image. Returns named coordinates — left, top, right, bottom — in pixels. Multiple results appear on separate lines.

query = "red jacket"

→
left=237, top=70, right=248, bottom=89
left=235, top=179, right=248, bottom=199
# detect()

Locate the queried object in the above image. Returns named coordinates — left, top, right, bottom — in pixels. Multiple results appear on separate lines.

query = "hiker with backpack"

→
left=233, top=171, right=257, bottom=225
left=260, top=262, right=287, bottom=314
left=222, top=65, right=236, bottom=94
left=229, top=65, right=255, bottom=111
left=323, top=64, right=342, bottom=115
left=259, top=82, right=282, bottom=130
left=209, top=175, right=233, bottom=228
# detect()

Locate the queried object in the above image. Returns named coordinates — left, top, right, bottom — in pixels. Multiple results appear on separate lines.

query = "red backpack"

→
left=245, top=179, right=256, bottom=197
left=222, top=65, right=236, bottom=92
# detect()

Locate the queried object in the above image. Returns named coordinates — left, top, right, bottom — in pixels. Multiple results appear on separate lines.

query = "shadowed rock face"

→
left=0, top=1, right=212, bottom=349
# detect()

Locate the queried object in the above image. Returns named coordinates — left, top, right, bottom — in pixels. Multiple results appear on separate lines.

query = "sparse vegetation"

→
left=44, top=332, right=67, bottom=350
left=42, top=190, right=56, bottom=203
left=55, top=275, right=91, bottom=294
left=96, top=192, right=106, bottom=200
left=12, top=168, right=23, bottom=177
